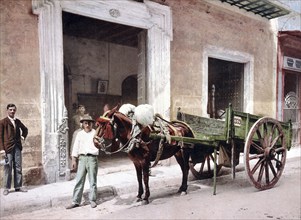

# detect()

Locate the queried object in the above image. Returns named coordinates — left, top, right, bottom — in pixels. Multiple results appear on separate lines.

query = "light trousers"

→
left=72, top=155, right=98, bottom=204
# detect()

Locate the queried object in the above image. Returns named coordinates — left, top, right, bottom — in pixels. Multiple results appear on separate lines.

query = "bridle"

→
left=94, top=113, right=137, bottom=154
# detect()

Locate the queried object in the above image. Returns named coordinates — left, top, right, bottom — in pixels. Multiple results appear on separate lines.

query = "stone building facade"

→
left=0, top=0, right=296, bottom=186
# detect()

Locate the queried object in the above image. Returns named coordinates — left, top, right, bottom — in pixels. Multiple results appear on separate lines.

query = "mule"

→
left=94, top=105, right=195, bottom=204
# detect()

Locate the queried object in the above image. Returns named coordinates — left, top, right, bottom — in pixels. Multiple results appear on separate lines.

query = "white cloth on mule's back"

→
left=134, top=104, right=154, bottom=126
left=119, top=104, right=136, bottom=118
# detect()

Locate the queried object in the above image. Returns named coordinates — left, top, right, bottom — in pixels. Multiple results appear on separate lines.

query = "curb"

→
left=0, top=164, right=182, bottom=217
left=0, top=186, right=117, bottom=217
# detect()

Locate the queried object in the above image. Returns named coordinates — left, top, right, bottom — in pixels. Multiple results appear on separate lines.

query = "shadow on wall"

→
left=23, top=166, right=47, bottom=186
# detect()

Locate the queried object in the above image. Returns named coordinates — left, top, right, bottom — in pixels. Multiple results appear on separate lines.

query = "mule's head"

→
left=94, top=105, right=119, bottom=152
left=94, top=105, right=132, bottom=153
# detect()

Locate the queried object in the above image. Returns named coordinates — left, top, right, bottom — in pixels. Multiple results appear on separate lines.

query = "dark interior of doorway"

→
left=62, top=12, right=143, bottom=162
left=122, top=75, right=138, bottom=106
left=208, top=58, right=244, bottom=117
left=283, top=71, right=299, bottom=122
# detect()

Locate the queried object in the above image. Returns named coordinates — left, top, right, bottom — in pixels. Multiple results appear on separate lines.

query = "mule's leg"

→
left=174, top=148, right=191, bottom=194
left=141, top=161, right=150, bottom=204
left=134, top=163, right=144, bottom=202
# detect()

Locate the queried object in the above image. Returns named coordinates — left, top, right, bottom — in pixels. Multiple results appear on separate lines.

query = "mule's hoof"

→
left=180, top=191, right=187, bottom=196
left=136, top=198, right=143, bottom=203
left=177, top=189, right=187, bottom=194
left=141, top=200, right=149, bottom=205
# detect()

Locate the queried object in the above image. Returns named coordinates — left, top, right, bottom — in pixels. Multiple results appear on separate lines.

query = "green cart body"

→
left=151, top=104, right=293, bottom=194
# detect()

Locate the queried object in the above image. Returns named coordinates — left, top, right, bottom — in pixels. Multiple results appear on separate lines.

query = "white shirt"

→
left=8, top=116, right=16, bottom=128
left=71, top=129, right=98, bottom=157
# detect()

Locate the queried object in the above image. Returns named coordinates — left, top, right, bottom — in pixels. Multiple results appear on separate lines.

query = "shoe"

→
left=66, top=203, right=79, bottom=209
left=3, top=189, right=9, bottom=196
left=15, top=188, right=28, bottom=192
left=90, top=201, right=97, bottom=208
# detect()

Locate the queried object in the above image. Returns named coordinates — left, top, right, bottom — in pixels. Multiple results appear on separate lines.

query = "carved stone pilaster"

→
left=57, top=108, right=70, bottom=181
left=32, top=0, right=65, bottom=183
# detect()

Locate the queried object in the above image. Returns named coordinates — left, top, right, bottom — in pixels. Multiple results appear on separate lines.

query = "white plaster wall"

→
left=109, top=44, right=138, bottom=95
left=63, top=35, right=138, bottom=104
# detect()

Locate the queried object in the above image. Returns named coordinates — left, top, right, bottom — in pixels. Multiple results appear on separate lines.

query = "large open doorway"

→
left=63, top=12, right=143, bottom=116
left=32, top=0, right=172, bottom=183
left=62, top=12, right=143, bottom=161
left=62, top=12, right=145, bottom=168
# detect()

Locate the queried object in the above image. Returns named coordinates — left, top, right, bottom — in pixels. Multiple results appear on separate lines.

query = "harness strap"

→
left=150, top=115, right=173, bottom=168
left=151, top=137, right=164, bottom=168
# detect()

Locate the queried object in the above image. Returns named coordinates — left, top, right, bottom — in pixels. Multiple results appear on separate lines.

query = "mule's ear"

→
left=113, top=103, right=120, bottom=111
left=113, top=104, right=120, bottom=110
left=107, top=104, right=119, bottom=118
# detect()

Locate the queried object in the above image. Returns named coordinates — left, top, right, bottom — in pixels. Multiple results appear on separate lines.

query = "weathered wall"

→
left=63, top=35, right=138, bottom=102
left=0, top=0, right=44, bottom=186
left=158, top=0, right=277, bottom=119
left=0, top=0, right=281, bottom=187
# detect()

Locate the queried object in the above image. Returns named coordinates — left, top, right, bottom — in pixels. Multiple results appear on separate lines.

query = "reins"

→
left=96, top=111, right=190, bottom=163
left=103, top=136, right=135, bottom=155
left=95, top=113, right=137, bottom=155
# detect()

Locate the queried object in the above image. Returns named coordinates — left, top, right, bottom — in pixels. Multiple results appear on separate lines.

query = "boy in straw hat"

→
left=66, top=115, right=99, bottom=209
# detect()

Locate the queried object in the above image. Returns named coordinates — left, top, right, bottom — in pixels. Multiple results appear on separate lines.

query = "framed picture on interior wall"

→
left=97, top=80, right=108, bottom=94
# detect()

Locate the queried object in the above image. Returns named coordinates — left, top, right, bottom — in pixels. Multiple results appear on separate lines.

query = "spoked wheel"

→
left=189, top=153, right=222, bottom=179
left=244, top=117, right=287, bottom=190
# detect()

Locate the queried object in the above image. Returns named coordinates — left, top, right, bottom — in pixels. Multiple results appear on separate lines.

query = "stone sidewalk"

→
left=0, top=156, right=183, bottom=217
left=0, top=146, right=300, bottom=217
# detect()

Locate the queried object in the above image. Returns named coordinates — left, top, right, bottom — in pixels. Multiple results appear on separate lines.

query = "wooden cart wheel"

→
left=244, top=117, right=287, bottom=190
left=189, top=153, right=222, bottom=179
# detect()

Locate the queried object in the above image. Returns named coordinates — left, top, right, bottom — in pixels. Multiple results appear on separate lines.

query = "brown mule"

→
left=94, top=105, right=194, bottom=204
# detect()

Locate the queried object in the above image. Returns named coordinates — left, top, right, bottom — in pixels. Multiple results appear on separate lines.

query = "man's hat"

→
left=80, top=115, right=95, bottom=123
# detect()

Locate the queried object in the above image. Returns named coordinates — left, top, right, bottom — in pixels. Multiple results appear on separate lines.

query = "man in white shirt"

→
left=66, top=115, right=99, bottom=209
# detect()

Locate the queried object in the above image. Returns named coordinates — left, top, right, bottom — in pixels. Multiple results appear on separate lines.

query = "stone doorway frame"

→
left=32, top=0, right=172, bottom=183
left=202, top=45, right=254, bottom=116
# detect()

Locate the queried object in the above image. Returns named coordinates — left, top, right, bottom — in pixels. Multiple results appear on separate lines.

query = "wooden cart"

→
left=151, top=104, right=293, bottom=194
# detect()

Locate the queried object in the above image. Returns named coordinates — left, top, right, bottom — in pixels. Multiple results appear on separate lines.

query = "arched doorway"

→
left=122, top=75, right=138, bottom=106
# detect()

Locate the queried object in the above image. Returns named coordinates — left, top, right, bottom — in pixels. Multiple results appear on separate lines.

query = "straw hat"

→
left=80, top=115, right=95, bottom=123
